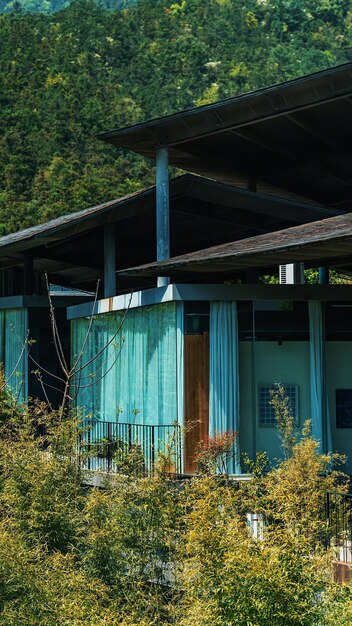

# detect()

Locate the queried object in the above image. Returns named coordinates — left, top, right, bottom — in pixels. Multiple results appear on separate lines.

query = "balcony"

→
left=79, top=419, right=182, bottom=476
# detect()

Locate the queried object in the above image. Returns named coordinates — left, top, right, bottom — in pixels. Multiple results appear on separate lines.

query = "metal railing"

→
left=326, top=491, right=352, bottom=563
left=79, top=419, right=182, bottom=476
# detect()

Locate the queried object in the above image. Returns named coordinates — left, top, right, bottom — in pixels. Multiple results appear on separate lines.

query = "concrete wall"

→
left=239, top=341, right=352, bottom=473
left=326, top=342, right=352, bottom=473
left=239, top=341, right=311, bottom=465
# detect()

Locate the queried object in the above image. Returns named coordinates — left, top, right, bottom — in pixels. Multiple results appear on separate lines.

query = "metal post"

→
left=319, top=266, right=329, bottom=285
left=24, top=251, right=34, bottom=295
left=156, top=147, right=170, bottom=288
left=151, top=426, right=155, bottom=475
left=88, top=424, right=91, bottom=471
left=128, top=424, right=132, bottom=451
left=107, top=420, right=112, bottom=472
left=104, top=223, right=117, bottom=298
left=177, top=425, right=182, bottom=476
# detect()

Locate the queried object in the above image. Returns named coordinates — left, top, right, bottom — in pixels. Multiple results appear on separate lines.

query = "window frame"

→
left=258, top=384, right=299, bottom=428
left=336, top=389, right=352, bottom=429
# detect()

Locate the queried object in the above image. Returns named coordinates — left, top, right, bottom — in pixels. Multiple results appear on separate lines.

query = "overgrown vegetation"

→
left=0, top=0, right=136, bottom=13
left=0, top=0, right=351, bottom=234
left=0, top=386, right=351, bottom=624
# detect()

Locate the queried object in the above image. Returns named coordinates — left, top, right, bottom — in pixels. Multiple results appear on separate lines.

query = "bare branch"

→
left=0, top=328, right=29, bottom=393
left=45, top=273, right=69, bottom=376
left=73, top=291, right=132, bottom=375
left=70, top=279, right=100, bottom=373
left=34, top=370, right=54, bottom=412
left=74, top=338, right=125, bottom=393
left=26, top=348, right=67, bottom=385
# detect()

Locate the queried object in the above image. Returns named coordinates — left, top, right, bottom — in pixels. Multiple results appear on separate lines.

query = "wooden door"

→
left=184, top=333, right=209, bottom=474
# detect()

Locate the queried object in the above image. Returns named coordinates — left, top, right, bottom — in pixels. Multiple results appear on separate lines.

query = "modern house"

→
left=1, top=62, right=352, bottom=473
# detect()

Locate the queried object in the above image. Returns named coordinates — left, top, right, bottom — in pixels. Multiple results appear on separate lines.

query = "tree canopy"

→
left=0, top=0, right=351, bottom=234
left=0, top=390, right=350, bottom=624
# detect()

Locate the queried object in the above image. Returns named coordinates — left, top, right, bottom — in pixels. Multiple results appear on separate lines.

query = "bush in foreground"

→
left=0, top=391, right=350, bottom=624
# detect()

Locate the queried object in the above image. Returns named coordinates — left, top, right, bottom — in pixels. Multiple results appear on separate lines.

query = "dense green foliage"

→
left=0, top=395, right=351, bottom=624
left=0, top=0, right=136, bottom=15
left=0, top=0, right=351, bottom=234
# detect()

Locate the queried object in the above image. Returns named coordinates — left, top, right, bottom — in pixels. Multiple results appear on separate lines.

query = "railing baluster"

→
left=107, top=421, right=112, bottom=472
left=78, top=419, right=181, bottom=478
left=87, top=421, right=91, bottom=471
left=326, top=491, right=352, bottom=564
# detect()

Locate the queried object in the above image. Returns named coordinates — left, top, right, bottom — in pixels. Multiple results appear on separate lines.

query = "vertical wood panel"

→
left=184, top=333, right=209, bottom=474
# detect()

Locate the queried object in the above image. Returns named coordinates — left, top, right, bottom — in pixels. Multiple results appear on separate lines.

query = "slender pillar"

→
left=295, top=262, right=305, bottom=284
left=319, top=266, right=329, bottom=285
left=245, top=269, right=258, bottom=284
left=104, top=223, right=117, bottom=298
left=7, top=268, right=15, bottom=296
left=23, top=251, right=34, bottom=295
left=156, top=147, right=170, bottom=288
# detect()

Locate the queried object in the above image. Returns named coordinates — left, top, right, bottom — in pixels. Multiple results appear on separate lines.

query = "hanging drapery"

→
left=176, top=302, right=184, bottom=472
left=71, top=302, right=180, bottom=427
left=0, top=309, right=28, bottom=402
left=209, top=301, right=240, bottom=473
left=308, top=301, right=332, bottom=453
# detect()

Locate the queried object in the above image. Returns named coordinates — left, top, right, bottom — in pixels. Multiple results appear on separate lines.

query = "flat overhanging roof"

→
left=119, top=211, right=352, bottom=278
left=100, top=63, right=352, bottom=209
left=0, top=174, right=334, bottom=257
left=0, top=174, right=336, bottom=290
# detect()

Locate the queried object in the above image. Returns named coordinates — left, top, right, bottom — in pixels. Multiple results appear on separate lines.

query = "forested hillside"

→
left=0, top=0, right=136, bottom=15
left=0, top=0, right=351, bottom=234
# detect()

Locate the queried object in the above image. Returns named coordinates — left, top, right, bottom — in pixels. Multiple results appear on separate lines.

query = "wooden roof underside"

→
left=119, top=212, right=352, bottom=278
left=0, top=175, right=336, bottom=291
left=101, top=63, right=352, bottom=211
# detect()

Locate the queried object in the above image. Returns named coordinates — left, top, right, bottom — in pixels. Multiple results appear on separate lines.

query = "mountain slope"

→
left=0, top=0, right=136, bottom=14
left=0, top=0, right=351, bottom=233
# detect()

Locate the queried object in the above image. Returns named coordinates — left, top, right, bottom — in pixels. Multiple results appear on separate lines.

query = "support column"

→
left=104, top=223, right=117, bottom=298
left=156, top=147, right=170, bottom=288
left=319, top=266, right=329, bottom=285
left=23, top=251, right=34, bottom=295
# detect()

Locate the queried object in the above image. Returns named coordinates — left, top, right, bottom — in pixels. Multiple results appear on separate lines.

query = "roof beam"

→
left=172, top=207, right=270, bottom=233
left=230, top=127, right=299, bottom=161
left=101, top=64, right=352, bottom=150
left=118, top=212, right=352, bottom=278
left=161, top=90, right=351, bottom=149
left=33, top=257, right=102, bottom=275
left=286, top=113, right=338, bottom=150
left=231, top=122, right=352, bottom=189
left=260, top=146, right=352, bottom=187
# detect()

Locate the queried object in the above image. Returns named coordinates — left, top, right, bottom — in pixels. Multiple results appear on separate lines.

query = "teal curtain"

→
left=176, top=302, right=184, bottom=430
left=309, top=301, right=332, bottom=453
left=71, top=302, right=179, bottom=426
left=209, top=301, right=240, bottom=473
left=176, top=302, right=184, bottom=472
left=0, top=309, right=28, bottom=402
left=0, top=312, right=4, bottom=365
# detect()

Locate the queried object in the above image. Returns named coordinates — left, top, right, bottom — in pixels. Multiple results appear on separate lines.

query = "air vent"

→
left=280, top=264, right=293, bottom=284
left=279, top=263, right=304, bottom=284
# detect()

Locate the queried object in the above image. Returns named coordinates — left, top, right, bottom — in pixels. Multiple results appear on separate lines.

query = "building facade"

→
left=1, top=62, right=352, bottom=473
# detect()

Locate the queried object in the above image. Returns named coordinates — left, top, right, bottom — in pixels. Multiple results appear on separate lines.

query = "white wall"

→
left=239, top=341, right=311, bottom=465
left=326, top=342, right=352, bottom=473
left=239, top=341, right=352, bottom=473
